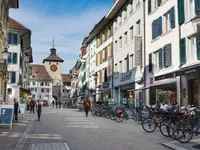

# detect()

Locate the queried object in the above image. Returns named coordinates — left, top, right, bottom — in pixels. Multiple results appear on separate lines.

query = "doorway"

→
left=188, top=78, right=198, bottom=106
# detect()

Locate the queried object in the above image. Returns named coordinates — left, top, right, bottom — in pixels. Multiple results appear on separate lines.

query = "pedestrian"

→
left=83, top=96, right=91, bottom=117
left=52, top=101, right=55, bottom=108
left=56, top=100, right=58, bottom=108
left=36, top=100, right=42, bottom=121
left=13, top=98, right=19, bottom=122
left=30, top=98, right=35, bottom=113
left=59, top=100, right=62, bottom=108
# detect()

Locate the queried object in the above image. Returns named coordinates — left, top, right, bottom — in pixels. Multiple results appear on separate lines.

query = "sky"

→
left=10, top=0, right=113, bottom=73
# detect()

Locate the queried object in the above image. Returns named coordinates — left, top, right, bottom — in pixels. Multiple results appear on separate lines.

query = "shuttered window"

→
left=170, top=7, right=175, bottom=29
left=100, top=51, right=102, bottom=64
left=105, top=46, right=108, bottom=61
left=149, top=53, right=153, bottom=73
left=196, top=33, right=200, bottom=60
left=158, top=17, right=162, bottom=36
left=195, top=0, right=200, bottom=10
left=13, top=53, right=17, bottom=64
left=178, top=0, right=185, bottom=24
left=8, top=53, right=12, bottom=64
left=158, top=48, right=163, bottom=69
left=164, top=44, right=172, bottom=67
left=180, top=38, right=186, bottom=65
left=152, top=17, right=162, bottom=39
left=110, top=42, right=113, bottom=57
left=157, top=0, right=162, bottom=6
left=152, top=20, right=156, bottom=39
left=8, top=33, right=17, bottom=44
left=11, top=72, right=16, bottom=83
left=148, top=0, right=151, bottom=14
left=96, top=54, right=98, bottom=66
left=99, top=70, right=102, bottom=84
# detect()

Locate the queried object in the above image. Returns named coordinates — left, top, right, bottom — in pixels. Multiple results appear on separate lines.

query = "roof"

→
left=31, top=64, right=52, bottom=81
left=8, top=17, right=30, bottom=30
left=61, top=74, right=72, bottom=83
left=43, top=48, right=64, bottom=63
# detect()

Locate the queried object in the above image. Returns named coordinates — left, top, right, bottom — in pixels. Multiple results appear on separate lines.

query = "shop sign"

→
left=135, top=36, right=142, bottom=66
left=121, top=71, right=132, bottom=82
left=102, top=82, right=109, bottom=89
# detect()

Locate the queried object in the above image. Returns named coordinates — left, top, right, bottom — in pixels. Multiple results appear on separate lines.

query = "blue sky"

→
left=10, top=0, right=113, bottom=73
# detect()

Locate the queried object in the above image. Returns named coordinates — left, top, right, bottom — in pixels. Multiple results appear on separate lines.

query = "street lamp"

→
left=2, top=46, right=9, bottom=60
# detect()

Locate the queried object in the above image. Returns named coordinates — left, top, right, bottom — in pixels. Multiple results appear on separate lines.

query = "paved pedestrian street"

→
left=21, top=107, right=172, bottom=150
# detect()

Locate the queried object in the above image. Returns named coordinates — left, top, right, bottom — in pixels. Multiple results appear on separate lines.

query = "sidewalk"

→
left=0, top=111, right=35, bottom=150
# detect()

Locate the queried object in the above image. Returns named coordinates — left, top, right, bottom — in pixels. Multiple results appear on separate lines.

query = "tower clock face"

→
left=50, top=65, right=57, bottom=72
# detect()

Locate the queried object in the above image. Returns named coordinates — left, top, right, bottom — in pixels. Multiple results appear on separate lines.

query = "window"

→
left=152, top=0, right=157, bottom=10
left=124, top=8, right=127, bottom=20
left=32, top=94, right=35, bottom=98
left=178, top=0, right=185, bottom=24
left=8, top=53, right=18, bottom=64
left=115, top=63, right=118, bottom=75
left=49, top=62, right=51, bottom=65
left=154, top=51, right=159, bottom=70
left=115, top=40, right=118, bottom=52
left=130, top=1, right=133, bottom=14
left=56, top=62, right=58, bottom=65
left=164, top=12, right=170, bottom=32
left=188, top=36, right=197, bottom=61
left=136, top=20, right=141, bottom=35
left=119, top=14, right=122, bottom=25
left=41, top=88, right=44, bottom=93
left=152, top=17, right=162, bottom=39
left=11, top=72, right=16, bottom=83
left=188, top=0, right=195, bottom=20
left=47, top=89, right=50, bottom=93
left=35, top=88, right=37, bottom=92
left=180, top=38, right=186, bottom=65
left=114, top=20, right=117, bottom=31
left=119, top=61, right=122, bottom=73
left=40, top=82, right=44, bottom=86
left=119, top=36, right=122, bottom=49
left=124, top=31, right=128, bottom=45
left=130, top=26, right=134, bottom=41
left=130, top=54, right=134, bottom=69
left=8, top=33, right=17, bottom=44
left=136, top=0, right=140, bottom=7
left=33, top=81, right=36, bottom=86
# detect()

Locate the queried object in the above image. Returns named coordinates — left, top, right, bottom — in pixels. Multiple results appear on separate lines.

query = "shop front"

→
left=114, top=67, right=143, bottom=106
left=154, top=64, right=200, bottom=106
left=96, top=81, right=112, bottom=102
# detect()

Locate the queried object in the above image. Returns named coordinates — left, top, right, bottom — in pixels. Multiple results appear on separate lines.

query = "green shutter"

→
left=196, top=33, right=200, bottom=60
left=164, top=44, right=172, bottom=67
left=148, top=0, right=151, bottom=14
left=13, top=53, right=17, bottom=64
left=195, top=0, right=200, bottom=10
left=159, top=48, right=163, bottom=69
left=170, top=7, right=175, bottom=29
left=180, top=38, right=186, bottom=65
left=158, top=17, right=162, bottom=36
left=178, top=0, right=185, bottom=24
left=11, top=72, right=16, bottom=83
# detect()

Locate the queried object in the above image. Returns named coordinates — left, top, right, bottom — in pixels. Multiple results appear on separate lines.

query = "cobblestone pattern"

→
left=15, top=114, right=36, bottom=150
left=31, top=142, right=70, bottom=150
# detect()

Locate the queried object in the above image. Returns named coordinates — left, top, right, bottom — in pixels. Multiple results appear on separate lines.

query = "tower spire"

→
left=52, top=38, right=55, bottom=49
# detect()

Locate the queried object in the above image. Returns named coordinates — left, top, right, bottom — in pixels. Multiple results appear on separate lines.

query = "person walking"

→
left=59, top=100, right=62, bottom=108
left=13, top=98, right=19, bottom=122
left=52, top=101, right=55, bottom=108
left=36, top=100, right=42, bottom=121
left=30, top=99, right=35, bottom=113
left=83, top=96, right=91, bottom=117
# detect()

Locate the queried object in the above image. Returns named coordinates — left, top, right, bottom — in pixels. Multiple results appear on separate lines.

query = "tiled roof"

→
left=8, top=17, right=29, bottom=30
left=61, top=74, right=72, bottom=83
left=43, top=55, right=64, bottom=63
left=31, top=64, right=52, bottom=81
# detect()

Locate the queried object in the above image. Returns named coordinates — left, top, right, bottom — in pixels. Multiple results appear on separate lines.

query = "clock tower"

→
left=43, top=42, right=64, bottom=85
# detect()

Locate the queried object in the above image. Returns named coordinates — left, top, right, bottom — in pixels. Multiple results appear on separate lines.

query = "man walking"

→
left=30, top=99, right=35, bottom=113
left=83, top=96, right=91, bottom=117
left=36, top=100, right=42, bottom=121
left=13, top=98, right=19, bottom=122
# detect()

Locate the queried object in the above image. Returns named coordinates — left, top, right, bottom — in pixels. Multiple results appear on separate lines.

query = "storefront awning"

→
left=155, top=64, right=200, bottom=81
left=20, top=87, right=31, bottom=95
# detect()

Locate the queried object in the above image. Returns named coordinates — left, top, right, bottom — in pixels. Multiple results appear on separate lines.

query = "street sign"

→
left=0, top=105, right=14, bottom=129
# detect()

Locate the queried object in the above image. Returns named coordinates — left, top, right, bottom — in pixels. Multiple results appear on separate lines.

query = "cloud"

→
left=9, top=1, right=111, bottom=73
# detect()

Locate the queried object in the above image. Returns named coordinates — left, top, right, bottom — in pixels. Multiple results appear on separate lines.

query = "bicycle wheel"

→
left=142, top=118, right=157, bottom=133
left=115, top=112, right=125, bottom=122
left=159, top=119, right=170, bottom=137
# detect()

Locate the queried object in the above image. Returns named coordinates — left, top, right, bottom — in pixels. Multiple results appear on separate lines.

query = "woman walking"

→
left=36, top=100, right=42, bottom=121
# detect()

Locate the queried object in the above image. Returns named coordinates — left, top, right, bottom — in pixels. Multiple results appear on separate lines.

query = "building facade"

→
left=61, top=74, right=71, bottom=102
left=0, top=0, right=19, bottom=104
left=29, top=65, right=53, bottom=103
left=6, top=17, right=32, bottom=104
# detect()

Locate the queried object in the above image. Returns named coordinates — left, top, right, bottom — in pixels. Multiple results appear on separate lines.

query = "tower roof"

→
left=43, top=41, right=64, bottom=63
left=31, top=64, right=52, bottom=81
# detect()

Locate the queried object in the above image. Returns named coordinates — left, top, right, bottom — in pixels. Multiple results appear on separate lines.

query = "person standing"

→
left=52, top=101, right=55, bottom=108
left=59, top=100, right=62, bottom=108
left=30, top=99, right=35, bottom=113
left=36, top=100, right=42, bottom=121
left=83, top=96, right=91, bottom=117
left=13, top=98, right=19, bottom=122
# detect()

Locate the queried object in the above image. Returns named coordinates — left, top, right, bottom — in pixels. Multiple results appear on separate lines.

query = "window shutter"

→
left=127, top=54, right=129, bottom=71
left=170, top=7, right=175, bottom=29
left=100, top=51, right=102, bottom=64
left=152, top=20, right=155, bottom=39
left=13, top=53, right=17, bottom=64
left=105, top=46, right=108, bottom=61
left=110, top=42, right=113, bottom=57
left=100, top=70, right=102, bottom=84
left=149, top=53, right=152, bottom=73
left=164, top=44, right=172, bottom=67
left=148, top=0, right=151, bottom=14
left=13, top=34, right=17, bottom=44
left=180, top=38, right=186, bottom=65
left=96, top=54, right=98, bottom=66
left=195, top=0, right=200, bottom=10
left=158, top=48, right=163, bottom=69
left=158, top=17, right=162, bottom=36
left=8, top=33, right=12, bottom=44
left=110, top=25, right=113, bottom=36
left=178, top=0, right=185, bottom=24
left=96, top=39, right=98, bottom=48
left=11, top=72, right=16, bottom=83
left=8, top=53, right=12, bottom=64
left=157, top=0, right=162, bottom=6
left=196, top=33, right=200, bottom=60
